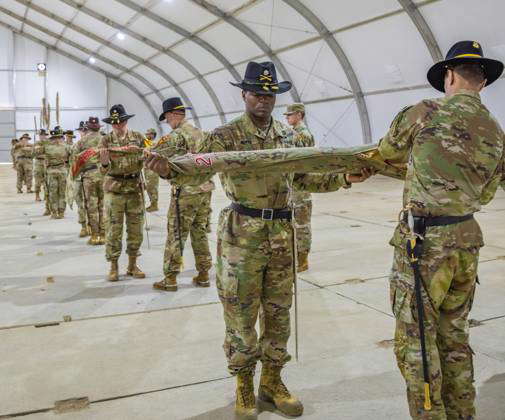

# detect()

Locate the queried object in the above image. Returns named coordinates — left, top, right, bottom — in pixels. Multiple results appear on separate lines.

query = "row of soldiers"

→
left=10, top=39, right=505, bottom=420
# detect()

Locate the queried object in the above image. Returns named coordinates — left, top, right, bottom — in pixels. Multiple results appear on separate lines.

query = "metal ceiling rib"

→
left=191, top=0, right=301, bottom=103
left=114, top=0, right=241, bottom=83
left=0, top=19, right=162, bottom=132
left=13, top=0, right=201, bottom=126
left=397, top=0, right=442, bottom=63
left=57, top=0, right=226, bottom=123
left=281, top=0, right=372, bottom=144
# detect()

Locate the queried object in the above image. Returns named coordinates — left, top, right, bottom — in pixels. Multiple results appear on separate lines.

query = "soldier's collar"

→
left=452, top=89, right=481, bottom=101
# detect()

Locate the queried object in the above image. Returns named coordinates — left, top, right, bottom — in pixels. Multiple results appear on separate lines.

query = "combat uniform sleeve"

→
left=155, top=132, right=188, bottom=159
left=378, top=105, right=421, bottom=163
left=293, top=173, right=349, bottom=193
left=98, top=136, right=110, bottom=175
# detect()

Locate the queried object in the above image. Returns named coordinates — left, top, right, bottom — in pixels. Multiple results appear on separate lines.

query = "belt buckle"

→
left=262, top=208, right=274, bottom=221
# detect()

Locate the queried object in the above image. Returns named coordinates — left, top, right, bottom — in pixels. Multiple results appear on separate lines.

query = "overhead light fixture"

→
left=89, top=57, right=96, bottom=64
left=116, top=32, right=125, bottom=40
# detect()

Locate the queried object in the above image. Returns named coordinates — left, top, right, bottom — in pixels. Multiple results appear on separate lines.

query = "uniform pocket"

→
left=392, top=280, right=415, bottom=324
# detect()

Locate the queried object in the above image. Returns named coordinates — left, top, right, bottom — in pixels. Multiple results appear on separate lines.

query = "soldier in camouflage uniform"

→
left=144, top=128, right=160, bottom=212
left=73, top=122, right=90, bottom=237
left=14, top=134, right=34, bottom=193
left=378, top=41, right=505, bottom=420
left=152, top=97, right=214, bottom=292
left=65, top=130, right=75, bottom=146
left=284, top=103, right=315, bottom=272
left=99, top=105, right=146, bottom=282
left=37, top=127, right=70, bottom=219
left=10, top=138, right=18, bottom=171
left=146, top=62, right=371, bottom=419
left=74, top=117, right=105, bottom=245
left=33, top=129, right=50, bottom=212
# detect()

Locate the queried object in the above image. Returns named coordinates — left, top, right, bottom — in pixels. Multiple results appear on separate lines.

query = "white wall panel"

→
left=108, top=78, right=157, bottom=135
left=338, top=13, right=433, bottom=92
left=1, top=0, right=28, bottom=16
left=171, top=41, right=224, bottom=75
left=47, top=51, right=106, bottom=109
left=304, top=100, right=363, bottom=147
left=150, top=0, right=215, bottom=33
left=238, top=0, right=316, bottom=51
left=128, top=16, right=183, bottom=48
left=32, top=0, right=78, bottom=21
left=298, top=0, right=399, bottom=32
left=204, top=69, right=245, bottom=113
left=198, top=116, right=222, bottom=132
left=178, top=79, right=217, bottom=116
left=149, top=55, right=193, bottom=83
left=14, top=34, right=46, bottom=70
left=278, top=41, right=351, bottom=102
left=0, top=28, right=14, bottom=107
left=481, top=78, right=505, bottom=130
left=26, top=9, right=66, bottom=33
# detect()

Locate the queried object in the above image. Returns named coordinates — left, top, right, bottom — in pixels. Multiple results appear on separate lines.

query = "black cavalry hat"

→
left=86, top=116, right=102, bottom=131
left=65, top=130, right=76, bottom=138
left=427, top=40, right=504, bottom=92
left=76, top=121, right=87, bottom=131
left=230, top=61, right=292, bottom=95
left=102, top=104, right=135, bottom=125
left=39, top=128, right=48, bottom=136
left=50, top=126, right=64, bottom=138
left=159, top=97, right=192, bottom=121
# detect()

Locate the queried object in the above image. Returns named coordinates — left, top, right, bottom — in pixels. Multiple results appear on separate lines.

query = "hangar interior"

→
left=1, top=0, right=504, bottom=419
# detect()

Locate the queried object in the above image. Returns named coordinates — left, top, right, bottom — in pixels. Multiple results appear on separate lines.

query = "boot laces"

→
left=277, top=380, right=292, bottom=399
left=239, top=386, right=255, bottom=407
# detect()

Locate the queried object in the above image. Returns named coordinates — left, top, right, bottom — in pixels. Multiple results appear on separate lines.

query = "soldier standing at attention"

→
left=38, top=127, right=70, bottom=219
left=284, top=103, right=315, bottom=272
left=10, top=138, right=19, bottom=172
left=64, top=130, right=75, bottom=146
left=14, top=134, right=34, bottom=194
left=34, top=129, right=50, bottom=212
left=146, top=62, right=371, bottom=419
left=74, top=121, right=90, bottom=237
left=152, top=97, right=214, bottom=292
left=73, top=117, right=105, bottom=246
left=379, top=41, right=505, bottom=419
left=144, top=128, right=160, bottom=212
left=99, top=105, right=146, bottom=282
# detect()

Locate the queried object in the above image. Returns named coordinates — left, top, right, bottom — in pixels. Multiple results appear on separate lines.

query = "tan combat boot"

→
left=27, top=189, right=33, bottom=193
left=146, top=202, right=158, bottom=212
left=193, top=271, right=210, bottom=288
left=87, top=234, right=100, bottom=246
left=79, top=224, right=89, bottom=238
left=153, top=275, right=177, bottom=291
left=35, top=191, right=41, bottom=201
left=126, top=255, right=146, bottom=278
left=108, top=260, right=119, bottom=282
left=97, top=234, right=105, bottom=245
left=297, top=252, right=309, bottom=273
left=235, top=372, right=257, bottom=420
left=258, top=364, right=303, bottom=417
left=43, top=208, right=51, bottom=216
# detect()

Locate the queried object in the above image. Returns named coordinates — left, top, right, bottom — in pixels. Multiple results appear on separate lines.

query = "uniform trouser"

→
left=163, top=192, right=212, bottom=276
left=217, top=208, right=294, bottom=375
left=46, top=169, right=67, bottom=214
left=16, top=159, right=33, bottom=191
left=82, top=173, right=104, bottom=235
left=33, top=159, right=45, bottom=194
left=145, top=169, right=159, bottom=205
left=75, top=180, right=87, bottom=226
left=293, top=200, right=312, bottom=255
left=104, top=190, right=144, bottom=261
left=390, top=246, right=478, bottom=420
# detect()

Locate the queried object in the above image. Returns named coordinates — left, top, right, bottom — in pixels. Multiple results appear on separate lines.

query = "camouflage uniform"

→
left=34, top=137, right=50, bottom=213
left=38, top=140, right=70, bottom=218
left=70, top=138, right=88, bottom=232
left=286, top=122, right=315, bottom=259
left=378, top=90, right=505, bottom=419
left=167, top=113, right=350, bottom=375
left=74, top=131, right=105, bottom=242
left=14, top=143, right=34, bottom=192
left=155, top=120, right=214, bottom=281
left=99, top=130, right=145, bottom=262
left=10, top=140, right=18, bottom=170
left=144, top=129, right=159, bottom=211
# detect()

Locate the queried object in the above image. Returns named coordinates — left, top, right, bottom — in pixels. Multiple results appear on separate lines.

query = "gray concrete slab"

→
left=1, top=168, right=504, bottom=419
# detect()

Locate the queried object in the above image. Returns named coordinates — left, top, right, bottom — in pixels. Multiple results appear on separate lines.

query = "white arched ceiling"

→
left=2, top=0, right=505, bottom=145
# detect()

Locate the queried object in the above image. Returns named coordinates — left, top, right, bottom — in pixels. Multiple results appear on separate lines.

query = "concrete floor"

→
left=0, top=165, right=504, bottom=420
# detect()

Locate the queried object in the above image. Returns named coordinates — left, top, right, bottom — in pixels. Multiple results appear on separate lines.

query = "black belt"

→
left=47, top=163, right=65, bottom=168
left=17, top=156, right=32, bottom=160
left=81, top=164, right=98, bottom=174
left=230, top=202, right=292, bottom=221
left=403, top=213, right=474, bottom=236
left=109, top=173, right=140, bottom=180
left=35, top=158, right=44, bottom=160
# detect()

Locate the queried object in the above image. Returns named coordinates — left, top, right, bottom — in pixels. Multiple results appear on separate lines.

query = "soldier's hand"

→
left=345, top=168, right=374, bottom=184
left=99, top=148, right=110, bottom=166
left=145, top=152, right=171, bottom=177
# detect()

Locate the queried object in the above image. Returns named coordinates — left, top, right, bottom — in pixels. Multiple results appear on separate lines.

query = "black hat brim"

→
left=158, top=107, right=193, bottom=121
left=102, top=114, right=135, bottom=124
left=427, top=57, right=504, bottom=92
left=230, top=80, right=292, bottom=95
